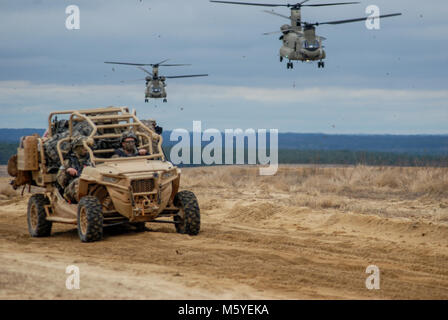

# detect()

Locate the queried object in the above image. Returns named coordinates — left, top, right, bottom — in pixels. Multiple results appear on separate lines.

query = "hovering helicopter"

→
left=210, top=1, right=401, bottom=69
left=105, top=59, right=208, bottom=102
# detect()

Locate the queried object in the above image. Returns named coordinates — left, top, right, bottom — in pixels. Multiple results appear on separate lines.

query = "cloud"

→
left=0, top=1, right=447, bottom=133
left=170, top=84, right=448, bottom=105
left=0, top=80, right=447, bottom=134
left=3, top=80, right=448, bottom=106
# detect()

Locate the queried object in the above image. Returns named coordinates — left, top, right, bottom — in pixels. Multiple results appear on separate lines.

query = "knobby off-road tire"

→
left=27, top=194, right=52, bottom=237
left=173, top=190, right=200, bottom=235
left=77, top=196, right=103, bottom=242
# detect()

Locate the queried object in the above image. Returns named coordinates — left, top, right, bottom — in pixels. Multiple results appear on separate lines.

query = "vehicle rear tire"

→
left=27, top=194, right=52, bottom=237
left=173, top=190, right=200, bottom=235
left=77, top=196, right=103, bottom=242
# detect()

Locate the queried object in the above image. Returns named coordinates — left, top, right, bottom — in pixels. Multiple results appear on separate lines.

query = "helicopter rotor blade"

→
left=210, top=1, right=286, bottom=7
left=137, top=66, right=153, bottom=76
left=150, top=59, right=170, bottom=66
left=210, top=1, right=359, bottom=8
left=159, top=64, right=192, bottom=67
left=119, top=78, right=146, bottom=83
left=262, top=10, right=290, bottom=20
left=263, top=30, right=283, bottom=35
left=304, top=2, right=359, bottom=7
left=105, top=60, right=191, bottom=69
left=164, top=74, right=209, bottom=79
left=263, top=28, right=303, bottom=35
left=307, top=13, right=402, bottom=26
left=105, top=61, right=152, bottom=66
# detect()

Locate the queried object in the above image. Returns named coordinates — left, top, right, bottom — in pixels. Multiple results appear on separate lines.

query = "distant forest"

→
left=1, top=129, right=447, bottom=166
left=161, top=147, right=448, bottom=168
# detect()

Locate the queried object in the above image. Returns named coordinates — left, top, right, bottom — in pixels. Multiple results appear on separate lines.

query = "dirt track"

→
left=1, top=165, right=448, bottom=299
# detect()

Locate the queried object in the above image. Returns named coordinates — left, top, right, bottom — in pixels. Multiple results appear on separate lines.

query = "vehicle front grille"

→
left=131, top=179, right=154, bottom=193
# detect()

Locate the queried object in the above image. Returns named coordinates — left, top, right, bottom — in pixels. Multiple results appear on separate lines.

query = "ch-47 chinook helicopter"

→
left=105, top=60, right=208, bottom=102
left=210, top=1, right=401, bottom=69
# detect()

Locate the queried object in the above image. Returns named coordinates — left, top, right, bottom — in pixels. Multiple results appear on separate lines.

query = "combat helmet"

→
left=71, top=136, right=88, bottom=149
left=71, top=136, right=91, bottom=157
left=120, top=131, right=138, bottom=144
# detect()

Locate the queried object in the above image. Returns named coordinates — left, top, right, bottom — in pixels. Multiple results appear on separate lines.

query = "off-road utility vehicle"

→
left=8, top=106, right=200, bottom=242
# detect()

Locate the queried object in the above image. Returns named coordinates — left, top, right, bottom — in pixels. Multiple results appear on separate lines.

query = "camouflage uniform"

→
left=56, top=137, right=91, bottom=203
left=44, top=120, right=92, bottom=172
left=112, top=131, right=149, bottom=158
left=141, top=119, right=162, bottom=153
left=113, top=147, right=139, bottom=157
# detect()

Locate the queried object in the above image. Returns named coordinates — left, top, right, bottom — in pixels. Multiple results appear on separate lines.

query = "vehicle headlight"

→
left=163, top=171, right=175, bottom=179
left=103, top=176, right=119, bottom=183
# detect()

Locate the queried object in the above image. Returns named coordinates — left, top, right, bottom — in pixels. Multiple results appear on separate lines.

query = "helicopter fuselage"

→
left=145, top=79, right=167, bottom=99
left=280, top=29, right=326, bottom=62
left=210, top=1, right=401, bottom=70
left=105, top=60, right=207, bottom=103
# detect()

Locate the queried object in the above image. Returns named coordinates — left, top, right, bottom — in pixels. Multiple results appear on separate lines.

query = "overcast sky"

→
left=0, top=0, right=447, bottom=133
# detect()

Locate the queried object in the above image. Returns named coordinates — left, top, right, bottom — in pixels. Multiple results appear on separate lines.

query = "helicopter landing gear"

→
left=163, top=98, right=167, bottom=103
left=280, top=56, right=283, bottom=62
left=318, top=61, right=325, bottom=68
left=145, top=98, right=148, bottom=103
left=286, top=62, right=293, bottom=69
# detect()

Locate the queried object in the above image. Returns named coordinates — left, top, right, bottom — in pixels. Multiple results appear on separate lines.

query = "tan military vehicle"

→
left=8, top=106, right=200, bottom=242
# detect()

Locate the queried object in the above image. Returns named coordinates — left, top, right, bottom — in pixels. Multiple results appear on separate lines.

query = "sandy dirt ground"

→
left=1, top=165, right=447, bottom=299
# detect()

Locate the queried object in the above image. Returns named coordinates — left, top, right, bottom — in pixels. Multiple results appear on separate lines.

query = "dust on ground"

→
left=0, top=165, right=447, bottom=299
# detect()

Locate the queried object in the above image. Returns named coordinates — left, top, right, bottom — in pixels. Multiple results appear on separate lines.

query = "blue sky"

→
left=0, top=0, right=447, bottom=133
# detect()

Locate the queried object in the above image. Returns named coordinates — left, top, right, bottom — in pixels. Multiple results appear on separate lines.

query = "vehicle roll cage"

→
left=48, top=106, right=165, bottom=166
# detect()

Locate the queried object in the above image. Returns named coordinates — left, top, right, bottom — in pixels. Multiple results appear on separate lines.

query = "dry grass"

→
left=0, top=183, right=18, bottom=199
left=181, top=165, right=448, bottom=223
left=182, top=165, right=448, bottom=196
left=0, top=165, right=446, bottom=222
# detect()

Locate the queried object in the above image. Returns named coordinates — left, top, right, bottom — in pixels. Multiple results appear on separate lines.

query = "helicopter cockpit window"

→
left=303, top=40, right=320, bottom=50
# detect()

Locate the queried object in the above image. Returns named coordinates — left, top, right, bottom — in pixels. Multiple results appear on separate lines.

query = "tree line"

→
left=1, top=142, right=447, bottom=167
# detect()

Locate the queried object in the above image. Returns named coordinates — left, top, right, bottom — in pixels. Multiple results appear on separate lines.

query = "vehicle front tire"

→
left=77, top=196, right=103, bottom=242
left=173, top=190, right=200, bottom=235
left=27, top=194, right=52, bottom=237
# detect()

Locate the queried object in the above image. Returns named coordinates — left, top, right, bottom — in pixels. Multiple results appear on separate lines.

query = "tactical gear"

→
left=56, top=152, right=92, bottom=202
left=71, top=136, right=90, bottom=159
left=7, top=154, right=18, bottom=177
left=120, top=131, right=138, bottom=144
left=64, top=177, right=80, bottom=203
left=43, top=121, right=93, bottom=172
left=72, top=136, right=87, bottom=149
left=114, top=147, right=139, bottom=157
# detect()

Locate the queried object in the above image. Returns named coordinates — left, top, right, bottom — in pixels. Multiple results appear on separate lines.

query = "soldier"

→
left=113, top=131, right=149, bottom=158
left=56, top=136, right=92, bottom=203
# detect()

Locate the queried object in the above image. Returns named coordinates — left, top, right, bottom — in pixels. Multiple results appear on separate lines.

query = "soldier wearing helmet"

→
left=56, top=136, right=92, bottom=203
left=112, top=131, right=149, bottom=158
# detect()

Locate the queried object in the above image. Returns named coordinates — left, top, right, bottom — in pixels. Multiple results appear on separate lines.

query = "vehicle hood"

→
left=94, top=159, right=175, bottom=177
